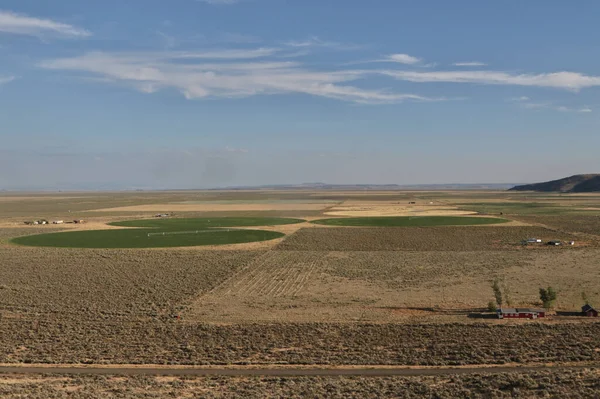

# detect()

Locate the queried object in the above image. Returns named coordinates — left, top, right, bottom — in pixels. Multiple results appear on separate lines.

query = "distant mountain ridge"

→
left=510, top=174, right=600, bottom=193
left=221, top=183, right=519, bottom=191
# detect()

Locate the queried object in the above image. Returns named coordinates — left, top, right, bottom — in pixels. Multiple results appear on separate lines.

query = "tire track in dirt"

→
left=205, top=251, right=320, bottom=299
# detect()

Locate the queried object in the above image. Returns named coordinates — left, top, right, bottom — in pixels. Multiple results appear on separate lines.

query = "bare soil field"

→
left=189, top=248, right=600, bottom=322
left=324, top=200, right=475, bottom=217
left=276, top=226, right=585, bottom=251
left=88, top=203, right=332, bottom=213
left=2, top=369, right=600, bottom=398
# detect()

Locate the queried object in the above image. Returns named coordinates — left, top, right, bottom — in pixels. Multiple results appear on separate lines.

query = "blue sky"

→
left=1, top=1, right=599, bottom=189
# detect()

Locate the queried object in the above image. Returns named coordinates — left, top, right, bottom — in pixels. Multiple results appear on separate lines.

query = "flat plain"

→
left=1, top=189, right=600, bottom=395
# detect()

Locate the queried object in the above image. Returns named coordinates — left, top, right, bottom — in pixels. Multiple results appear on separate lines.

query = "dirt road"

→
left=0, top=364, right=596, bottom=377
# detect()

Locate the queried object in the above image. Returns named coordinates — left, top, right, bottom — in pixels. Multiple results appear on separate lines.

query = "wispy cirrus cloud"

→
left=284, top=36, right=361, bottom=51
left=0, top=10, right=91, bottom=38
left=348, top=53, right=423, bottom=67
left=380, top=70, right=600, bottom=91
left=385, top=53, right=421, bottom=65
left=522, top=102, right=593, bottom=113
left=0, top=76, right=16, bottom=85
left=509, top=97, right=592, bottom=113
left=453, top=62, right=487, bottom=67
left=40, top=49, right=437, bottom=104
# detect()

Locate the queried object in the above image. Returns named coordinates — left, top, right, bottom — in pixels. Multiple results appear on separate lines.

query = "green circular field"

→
left=311, top=216, right=509, bottom=227
left=109, top=217, right=304, bottom=230
left=12, top=217, right=301, bottom=248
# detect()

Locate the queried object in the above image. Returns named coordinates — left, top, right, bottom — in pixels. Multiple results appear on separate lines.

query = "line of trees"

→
left=488, top=278, right=560, bottom=312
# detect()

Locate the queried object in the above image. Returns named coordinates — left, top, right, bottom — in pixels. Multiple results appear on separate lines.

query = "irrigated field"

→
left=312, top=215, right=508, bottom=226
left=12, top=228, right=285, bottom=248
left=1, top=189, right=600, bottom=396
left=11, top=217, right=303, bottom=248
left=109, top=217, right=305, bottom=229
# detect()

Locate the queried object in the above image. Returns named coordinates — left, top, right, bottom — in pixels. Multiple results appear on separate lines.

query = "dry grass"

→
left=1, top=190, right=600, bottom=379
left=88, top=203, right=331, bottom=213
left=189, top=248, right=600, bottom=323
left=514, top=215, right=600, bottom=237
left=0, top=246, right=260, bottom=319
left=2, top=369, right=600, bottom=398
left=1, top=320, right=600, bottom=365
left=325, top=200, right=476, bottom=217
left=276, top=227, right=585, bottom=251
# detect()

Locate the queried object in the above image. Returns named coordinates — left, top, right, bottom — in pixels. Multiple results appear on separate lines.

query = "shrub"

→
left=539, top=287, right=558, bottom=309
left=492, top=278, right=503, bottom=307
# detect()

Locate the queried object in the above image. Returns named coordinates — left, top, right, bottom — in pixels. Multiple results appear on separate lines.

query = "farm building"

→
left=497, top=308, right=546, bottom=319
left=582, top=304, right=598, bottom=317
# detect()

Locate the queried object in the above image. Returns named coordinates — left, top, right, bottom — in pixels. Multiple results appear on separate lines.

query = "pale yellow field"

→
left=87, top=203, right=332, bottom=213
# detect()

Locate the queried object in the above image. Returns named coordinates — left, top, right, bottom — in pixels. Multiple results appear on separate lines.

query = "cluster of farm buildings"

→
left=522, top=237, right=575, bottom=246
left=497, top=305, right=598, bottom=319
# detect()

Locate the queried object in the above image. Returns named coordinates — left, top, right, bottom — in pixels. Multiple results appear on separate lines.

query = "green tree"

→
left=492, top=278, right=503, bottom=307
left=539, top=287, right=558, bottom=309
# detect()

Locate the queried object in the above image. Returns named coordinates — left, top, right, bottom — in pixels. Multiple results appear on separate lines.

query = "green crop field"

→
left=11, top=217, right=301, bottom=248
left=12, top=228, right=285, bottom=248
left=109, top=217, right=304, bottom=229
left=311, top=216, right=509, bottom=227
left=457, top=202, right=600, bottom=216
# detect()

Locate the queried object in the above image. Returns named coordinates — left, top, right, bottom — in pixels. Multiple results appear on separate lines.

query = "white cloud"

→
left=284, top=36, right=360, bottom=50
left=40, top=50, right=436, bottom=104
left=225, top=146, right=249, bottom=153
left=453, top=62, right=487, bottom=67
left=0, top=76, right=15, bottom=85
left=0, top=10, right=91, bottom=38
left=380, top=70, right=600, bottom=91
left=519, top=101, right=592, bottom=113
left=386, top=54, right=421, bottom=65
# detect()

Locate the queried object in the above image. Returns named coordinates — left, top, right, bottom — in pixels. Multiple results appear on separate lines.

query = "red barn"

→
left=582, top=305, right=598, bottom=317
left=497, top=308, right=546, bottom=319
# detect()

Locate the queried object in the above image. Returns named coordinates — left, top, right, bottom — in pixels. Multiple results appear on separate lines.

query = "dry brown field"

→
left=275, top=226, right=587, bottom=251
left=1, top=189, right=600, bottom=396
left=2, top=369, right=600, bottom=398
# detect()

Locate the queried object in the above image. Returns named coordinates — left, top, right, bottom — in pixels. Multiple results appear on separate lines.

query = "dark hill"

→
left=510, top=174, right=600, bottom=193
